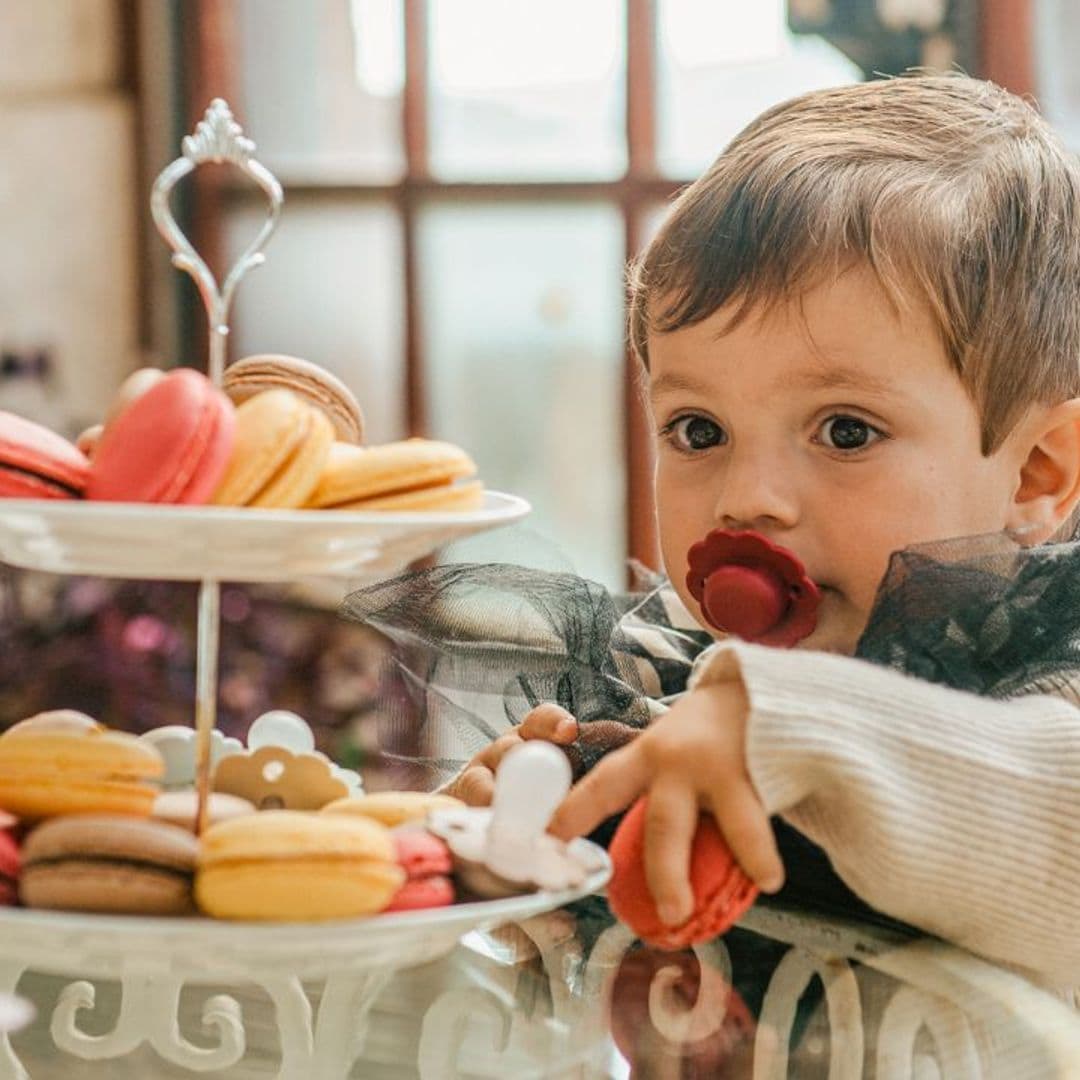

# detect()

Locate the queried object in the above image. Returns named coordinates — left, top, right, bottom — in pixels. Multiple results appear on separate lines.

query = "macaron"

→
left=151, top=790, right=255, bottom=833
left=307, top=439, right=481, bottom=511
left=211, top=389, right=334, bottom=509
left=20, top=815, right=197, bottom=915
left=0, top=831, right=19, bottom=906
left=195, top=810, right=405, bottom=921
left=607, top=798, right=759, bottom=950
left=321, top=791, right=466, bottom=828
left=0, top=411, right=90, bottom=499
left=77, top=367, right=167, bottom=459
left=385, top=830, right=454, bottom=912
left=0, top=711, right=164, bottom=820
left=223, top=354, right=365, bottom=444
left=86, top=368, right=235, bottom=504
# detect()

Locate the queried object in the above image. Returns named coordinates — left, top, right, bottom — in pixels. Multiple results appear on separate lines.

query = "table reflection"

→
left=6, top=894, right=1080, bottom=1079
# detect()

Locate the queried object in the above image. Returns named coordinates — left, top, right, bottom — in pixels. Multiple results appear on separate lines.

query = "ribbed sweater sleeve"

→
left=689, top=641, right=1080, bottom=984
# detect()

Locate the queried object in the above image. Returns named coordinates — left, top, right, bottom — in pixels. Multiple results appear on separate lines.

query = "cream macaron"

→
left=195, top=810, right=404, bottom=921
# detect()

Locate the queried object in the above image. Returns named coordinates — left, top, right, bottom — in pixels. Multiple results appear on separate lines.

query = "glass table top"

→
left=4, top=893, right=1079, bottom=1078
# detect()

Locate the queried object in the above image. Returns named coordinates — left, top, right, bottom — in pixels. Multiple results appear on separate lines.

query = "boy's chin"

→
left=796, top=610, right=863, bottom=655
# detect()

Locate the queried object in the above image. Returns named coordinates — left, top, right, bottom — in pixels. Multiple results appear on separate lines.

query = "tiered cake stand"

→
left=0, top=101, right=609, bottom=1080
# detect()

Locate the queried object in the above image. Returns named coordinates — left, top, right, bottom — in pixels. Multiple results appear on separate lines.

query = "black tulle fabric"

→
left=339, top=530, right=1080, bottom=923
left=855, top=530, right=1080, bottom=701
left=340, top=563, right=713, bottom=788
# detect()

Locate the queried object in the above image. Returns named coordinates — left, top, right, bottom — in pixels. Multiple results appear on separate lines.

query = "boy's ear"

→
left=1008, top=398, right=1080, bottom=543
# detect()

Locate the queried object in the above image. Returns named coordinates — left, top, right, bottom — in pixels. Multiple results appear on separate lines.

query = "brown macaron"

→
left=223, top=354, right=365, bottom=445
left=20, top=815, right=198, bottom=916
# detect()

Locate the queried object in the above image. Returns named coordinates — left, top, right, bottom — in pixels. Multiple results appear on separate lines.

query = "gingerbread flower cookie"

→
left=212, top=711, right=362, bottom=811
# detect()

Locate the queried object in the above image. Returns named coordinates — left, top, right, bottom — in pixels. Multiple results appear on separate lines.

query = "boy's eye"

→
left=819, top=415, right=882, bottom=451
left=666, top=415, right=726, bottom=452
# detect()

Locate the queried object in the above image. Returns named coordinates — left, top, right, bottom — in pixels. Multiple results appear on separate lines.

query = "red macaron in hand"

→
left=87, top=369, right=235, bottom=504
left=607, top=798, right=758, bottom=950
left=0, top=411, right=90, bottom=500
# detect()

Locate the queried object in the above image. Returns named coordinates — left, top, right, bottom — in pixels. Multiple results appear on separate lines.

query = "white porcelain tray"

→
left=0, top=839, right=608, bottom=981
left=0, top=491, right=529, bottom=582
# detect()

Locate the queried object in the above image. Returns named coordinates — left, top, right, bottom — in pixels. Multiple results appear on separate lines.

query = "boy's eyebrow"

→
left=792, top=365, right=897, bottom=396
left=648, top=373, right=713, bottom=399
left=649, top=366, right=898, bottom=399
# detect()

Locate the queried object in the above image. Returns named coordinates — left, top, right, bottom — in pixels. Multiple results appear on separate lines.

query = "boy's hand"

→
left=548, top=681, right=784, bottom=927
left=441, top=703, right=579, bottom=806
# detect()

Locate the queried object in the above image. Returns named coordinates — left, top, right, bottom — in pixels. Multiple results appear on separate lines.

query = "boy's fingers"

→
left=643, top=781, right=697, bottom=926
left=474, top=732, right=522, bottom=771
left=449, top=765, right=496, bottom=807
left=710, top=785, right=784, bottom=893
left=547, top=743, right=648, bottom=840
left=520, top=703, right=579, bottom=744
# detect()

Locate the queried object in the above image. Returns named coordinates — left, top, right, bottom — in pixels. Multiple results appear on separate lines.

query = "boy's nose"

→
left=712, top=453, right=799, bottom=531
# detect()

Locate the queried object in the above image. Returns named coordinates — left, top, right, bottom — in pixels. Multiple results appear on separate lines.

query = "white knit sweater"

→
left=689, top=640, right=1080, bottom=987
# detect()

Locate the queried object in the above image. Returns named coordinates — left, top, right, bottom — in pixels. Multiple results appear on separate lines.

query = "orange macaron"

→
left=212, top=388, right=334, bottom=509
left=0, top=711, right=164, bottom=821
left=307, top=439, right=483, bottom=511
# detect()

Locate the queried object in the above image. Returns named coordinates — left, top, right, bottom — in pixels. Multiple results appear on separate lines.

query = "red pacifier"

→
left=686, top=529, right=820, bottom=647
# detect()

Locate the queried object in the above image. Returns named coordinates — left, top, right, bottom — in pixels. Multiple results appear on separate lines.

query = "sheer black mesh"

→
left=339, top=563, right=712, bottom=788
left=340, top=533, right=1080, bottom=789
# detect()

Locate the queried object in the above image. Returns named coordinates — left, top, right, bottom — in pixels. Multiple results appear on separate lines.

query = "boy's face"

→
left=648, top=267, right=1027, bottom=654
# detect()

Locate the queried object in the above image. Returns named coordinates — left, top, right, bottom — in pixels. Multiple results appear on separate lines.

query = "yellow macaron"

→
left=306, top=438, right=480, bottom=511
left=321, top=791, right=466, bottom=828
left=0, top=711, right=164, bottom=820
left=212, top=389, right=334, bottom=509
left=195, top=810, right=404, bottom=921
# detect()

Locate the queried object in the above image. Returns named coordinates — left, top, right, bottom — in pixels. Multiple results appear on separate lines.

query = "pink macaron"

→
left=0, top=411, right=90, bottom=499
left=87, top=369, right=235, bottom=504
left=0, top=830, right=19, bottom=907
left=385, top=830, right=455, bottom=912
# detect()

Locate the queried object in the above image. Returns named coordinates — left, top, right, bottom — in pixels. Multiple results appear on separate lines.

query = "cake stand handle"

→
left=194, top=579, right=221, bottom=836
left=149, top=98, right=283, bottom=832
left=150, top=98, right=283, bottom=387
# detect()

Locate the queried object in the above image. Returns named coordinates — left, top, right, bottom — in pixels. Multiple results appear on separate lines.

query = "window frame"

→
left=171, top=0, right=1030, bottom=583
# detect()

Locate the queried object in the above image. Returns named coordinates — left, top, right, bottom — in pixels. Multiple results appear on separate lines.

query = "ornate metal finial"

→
left=150, top=98, right=283, bottom=385
left=181, top=98, right=257, bottom=166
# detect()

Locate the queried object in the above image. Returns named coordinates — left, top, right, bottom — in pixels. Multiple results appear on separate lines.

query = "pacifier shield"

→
left=686, top=529, right=820, bottom=647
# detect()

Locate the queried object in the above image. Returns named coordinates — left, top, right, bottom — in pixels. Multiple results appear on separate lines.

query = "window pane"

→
left=1036, top=0, right=1080, bottom=150
left=657, top=0, right=861, bottom=178
left=224, top=197, right=406, bottom=446
left=428, top=0, right=626, bottom=180
left=234, top=0, right=405, bottom=183
left=639, top=202, right=674, bottom=252
left=419, top=202, right=626, bottom=588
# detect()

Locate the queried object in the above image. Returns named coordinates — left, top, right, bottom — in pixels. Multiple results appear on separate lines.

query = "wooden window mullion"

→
left=402, top=0, right=430, bottom=436
left=624, top=0, right=661, bottom=573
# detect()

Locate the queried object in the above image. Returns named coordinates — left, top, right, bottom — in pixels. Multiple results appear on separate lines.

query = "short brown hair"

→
left=629, top=74, right=1080, bottom=453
